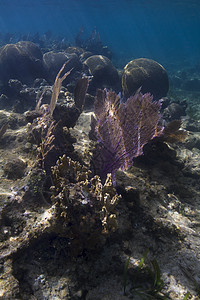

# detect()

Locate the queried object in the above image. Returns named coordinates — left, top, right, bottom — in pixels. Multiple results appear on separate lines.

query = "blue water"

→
left=0, top=0, right=200, bottom=68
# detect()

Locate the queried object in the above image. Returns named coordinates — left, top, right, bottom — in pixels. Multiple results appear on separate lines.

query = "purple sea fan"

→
left=90, top=89, right=164, bottom=181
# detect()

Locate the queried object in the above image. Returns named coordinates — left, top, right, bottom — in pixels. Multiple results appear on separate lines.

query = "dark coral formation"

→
left=28, top=105, right=75, bottom=172
left=51, top=155, right=120, bottom=255
left=0, top=41, right=44, bottom=84
left=43, top=51, right=82, bottom=84
left=52, top=77, right=89, bottom=127
left=122, top=58, right=169, bottom=100
left=83, top=55, right=120, bottom=92
left=90, top=89, right=164, bottom=180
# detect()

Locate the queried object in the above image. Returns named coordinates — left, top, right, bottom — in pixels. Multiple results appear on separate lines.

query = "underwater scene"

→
left=0, top=0, right=200, bottom=299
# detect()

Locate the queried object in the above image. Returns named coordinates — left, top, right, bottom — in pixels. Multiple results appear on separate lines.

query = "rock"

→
left=163, top=102, right=186, bottom=121
left=0, top=111, right=26, bottom=130
left=83, top=55, right=120, bottom=91
left=84, top=93, right=95, bottom=109
left=184, top=132, right=200, bottom=150
left=0, top=41, right=44, bottom=84
left=3, top=158, right=26, bottom=179
left=19, top=87, right=37, bottom=99
left=33, top=78, right=49, bottom=88
left=122, top=58, right=169, bottom=100
left=1, top=81, right=52, bottom=113
left=0, top=111, right=9, bottom=129
left=184, top=118, right=200, bottom=132
left=8, top=79, right=23, bottom=94
left=53, top=97, right=81, bottom=128
left=0, top=94, right=9, bottom=109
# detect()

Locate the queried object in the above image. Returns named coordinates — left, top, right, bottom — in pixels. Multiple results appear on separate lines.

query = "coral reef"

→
left=1, top=30, right=200, bottom=300
left=90, top=89, right=163, bottom=180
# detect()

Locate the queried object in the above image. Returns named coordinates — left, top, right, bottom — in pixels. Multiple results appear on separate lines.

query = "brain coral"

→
left=122, top=58, right=169, bottom=100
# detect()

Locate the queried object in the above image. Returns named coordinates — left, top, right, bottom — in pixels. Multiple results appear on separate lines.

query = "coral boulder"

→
left=122, top=58, right=169, bottom=100
left=43, top=51, right=82, bottom=84
left=83, top=55, right=120, bottom=91
left=0, top=41, right=44, bottom=84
